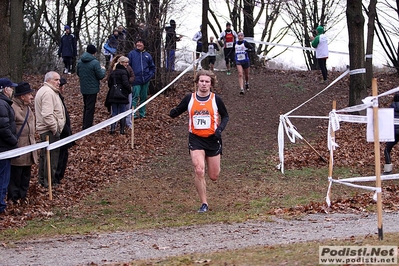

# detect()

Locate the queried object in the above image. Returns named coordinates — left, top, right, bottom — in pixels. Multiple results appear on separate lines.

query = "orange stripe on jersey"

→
left=188, top=92, right=219, bottom=137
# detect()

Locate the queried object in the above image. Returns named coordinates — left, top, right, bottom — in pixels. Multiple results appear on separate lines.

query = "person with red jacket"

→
left=219, top=22, right=238, bottom=76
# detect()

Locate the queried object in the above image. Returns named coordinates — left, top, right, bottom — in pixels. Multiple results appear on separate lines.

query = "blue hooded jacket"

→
left=127, top=49, right=156, bottom=86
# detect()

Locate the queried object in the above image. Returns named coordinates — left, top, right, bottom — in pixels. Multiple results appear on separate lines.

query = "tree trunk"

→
left=347, top=0, right=367, bottom=108
left=0, top=0, right=10, bottom=76
left=243, top=0, right=256, bottom=65
left=200, top=0, right=209, bottom=70
left=9, top=0, right=23, bottom=80
left=365, top=0, right=377, bottom=89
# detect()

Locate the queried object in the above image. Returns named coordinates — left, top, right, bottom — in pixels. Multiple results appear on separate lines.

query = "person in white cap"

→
left=0, top=77, right=18, bottom=217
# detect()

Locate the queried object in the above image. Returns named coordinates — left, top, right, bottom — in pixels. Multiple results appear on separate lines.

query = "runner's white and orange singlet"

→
left=188, top=92, right=219, bottom=137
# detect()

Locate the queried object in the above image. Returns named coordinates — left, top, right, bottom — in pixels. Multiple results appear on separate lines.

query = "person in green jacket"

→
left=77, top=44, right=106, bottom=130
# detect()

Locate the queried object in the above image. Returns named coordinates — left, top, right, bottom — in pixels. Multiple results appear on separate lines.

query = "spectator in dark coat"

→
left=106, top=56, right=131, bottom=135
left=76, top=44, right=106, bottom=130
left=8, top=82, right=37, bottom=204
left=55, top=78, right=74, bottom=183
left=58, top=25, right=77, bottom=74
left=383, top=93, right=399, bottom=174
left=0, top=78, right=18, bottom=216
left=164, top=19, right=181, bottom=71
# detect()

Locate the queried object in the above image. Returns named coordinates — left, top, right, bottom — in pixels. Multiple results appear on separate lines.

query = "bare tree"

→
left=282, top=0, right=345, bottom=70
left=347, top=0, right=367, bottom=107
left=0, top=0, right=11, bottom=76
left=374, top=0, right=399, bottom=74
left=363, top=0, right=377, bottom=89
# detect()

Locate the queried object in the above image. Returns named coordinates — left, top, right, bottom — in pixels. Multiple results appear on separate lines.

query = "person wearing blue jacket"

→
left=127, top=39, right=156, bottom=119
left=58, top=25, right=77, bottom=74
left=76, top=44, right=106, bottom=129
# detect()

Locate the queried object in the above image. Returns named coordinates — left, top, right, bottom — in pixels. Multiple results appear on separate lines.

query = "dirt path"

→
left=2, top=212, right=399, bottom=265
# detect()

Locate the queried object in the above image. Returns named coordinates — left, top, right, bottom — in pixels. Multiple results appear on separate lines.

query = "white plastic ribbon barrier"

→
left=0, top=141, right=49, bottom=160
left=1, top=54, right=210, bottom=158
left=277, top=69, right=350, bottom=173
left=244, top=37, right=350, bottom=55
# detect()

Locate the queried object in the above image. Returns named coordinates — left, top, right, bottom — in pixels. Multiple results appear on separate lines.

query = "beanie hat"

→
left=60, top=78, right=67, bottom=87
left=226, top=22, right=231, bottom=27
left=170, top=20, right=176, bottom=25
left=316, top=25, right=324, bottom=34
left=135, top=38, right=146, bottom=47
left=64, top=25, right=71, bottom=30
left=14, top=82, right=34, bottom=96
left=86, top=44, right=97, bottom=54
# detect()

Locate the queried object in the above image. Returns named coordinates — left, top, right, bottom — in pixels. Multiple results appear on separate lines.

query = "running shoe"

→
left=226, top=70, right=231, bottom=76
left=240, top=88, right=244, bottom=95
left=245, top=82, right=249, bottom=91
left=198, top=203, right=209, bottom=213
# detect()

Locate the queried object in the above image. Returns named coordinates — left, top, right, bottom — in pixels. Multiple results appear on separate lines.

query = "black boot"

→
left=110, top=123, right=116, bottom=134
left=120, top=119, right=125, bottom=135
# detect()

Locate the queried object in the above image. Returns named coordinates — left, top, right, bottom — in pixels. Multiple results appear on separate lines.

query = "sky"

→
left=169, top=1, right=393, bottom=71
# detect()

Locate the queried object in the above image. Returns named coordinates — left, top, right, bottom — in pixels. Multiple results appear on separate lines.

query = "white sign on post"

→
left=366, top=108, right=395, bottom=142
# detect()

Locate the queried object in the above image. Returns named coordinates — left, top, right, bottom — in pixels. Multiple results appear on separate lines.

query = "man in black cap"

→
left=165, top=19, right=181, bottom=71
left=9, top=82, right=37, bottom=204
left=0, top=78, right=18, bottom=216
left=58, top=25, right=77, bottom=74
left=77, top=44, right=106, bottom=130
left=219, top=22, right=238, bottom=75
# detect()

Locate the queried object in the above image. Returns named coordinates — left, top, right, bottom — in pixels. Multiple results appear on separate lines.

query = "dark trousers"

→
left=38, top=131, right=60, bottom=187
left=0, top=159, right=11, bottom=212
left=8, top=165, right=31, bottom=202
left=82, top=94, right=97, bottom=130
left=318, top=58, right=328, bottom=81
left=55, top=146, right=69, bottom=182
left=384, top=133, right=399, bottom=164
left=63, top=56, right=73, bottom=71
left=166, top=49, right=175, bottom=71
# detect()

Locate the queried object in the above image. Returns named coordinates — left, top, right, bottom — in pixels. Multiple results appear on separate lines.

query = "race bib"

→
left=237, top=54, right=246, bottom=60
left=226, top=42, right=233, bottom=48
left=193, top=115, right=211, bottom=129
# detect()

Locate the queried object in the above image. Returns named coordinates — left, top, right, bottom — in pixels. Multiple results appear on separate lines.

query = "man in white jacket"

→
left=35, top=71, right=66, bottom=187
left=311, top=25, right=329, bottom=83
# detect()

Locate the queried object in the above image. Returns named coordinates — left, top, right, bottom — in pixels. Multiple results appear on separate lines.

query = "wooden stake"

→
left=301, top=137, right=327, bottom=163
left=372, top=78, right=383, bottom=240
left=46, top=135, right=52, bottom=200
left=131, top=107, right=134, bottom=150
left=328, top=101, right=336, bottom=204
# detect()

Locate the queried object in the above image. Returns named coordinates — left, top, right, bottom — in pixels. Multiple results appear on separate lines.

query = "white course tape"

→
left=244, top=37, right=349, bottom=55
left=365, top=54, right=373, bottom=59
left=0, top=141, right=49, bottom=160
left=349, top=68, right=366, bottom=75
left=1, top=54, right=209, bottom=156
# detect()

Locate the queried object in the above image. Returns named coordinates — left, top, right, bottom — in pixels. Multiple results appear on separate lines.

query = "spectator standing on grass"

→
left=35, top=71, right=66, bottom=188
left=234, top=32, right=254, bottom=95
left=169, top=70, right=229, bottom=213
left=54, top=78, right=75, bottom=183
left=219, top=22, right=238, bottom=76
left=207, top=36, right=219, bottom=71
left=0, top=78, right=18, bottom=216
left=105, top=56, right=132, bottom=135
left=8, top=82, right=37, bottom=205
left=165, top=19, right=181, bottom=71
left=383, top=93, right=399, bottom=174
left=58, top=25, right=77, bottom=74
left=77, top=44, right=106, bottom=130
left=192, top=25, right=202, bottom=59
left=127, top=39, right=155, bottom=119
left=310, top=25, right=329, bottom=83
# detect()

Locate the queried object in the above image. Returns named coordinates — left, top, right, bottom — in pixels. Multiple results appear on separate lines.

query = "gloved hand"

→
left=169, top=108, right=178, bottom=118
left=215, top=127, right=222, bottom=140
